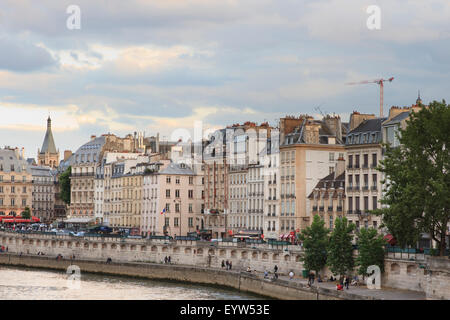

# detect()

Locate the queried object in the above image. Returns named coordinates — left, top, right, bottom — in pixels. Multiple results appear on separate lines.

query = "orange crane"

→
left=347, top=77, right=394, bottom=117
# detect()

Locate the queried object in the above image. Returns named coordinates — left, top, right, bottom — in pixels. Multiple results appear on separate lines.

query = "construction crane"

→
left=347, top=77, right=394, bottom=117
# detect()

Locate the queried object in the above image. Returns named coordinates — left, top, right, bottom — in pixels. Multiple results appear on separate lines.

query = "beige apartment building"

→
left=204, top=122, right=272, bottom=239
left=0, top=148, right=33, bottom=216
left=279, top=115, right=347, bottom=233
left=308, top=157, right=346, bottom=230
left=70, top=133, right=139, bottom=221
left=345, top=112, right=384, bottom=231
left=141, top=162, right=203, bottom=238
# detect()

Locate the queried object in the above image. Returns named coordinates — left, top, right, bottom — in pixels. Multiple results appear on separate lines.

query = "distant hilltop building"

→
left=37, top=117, right=59, bottom=168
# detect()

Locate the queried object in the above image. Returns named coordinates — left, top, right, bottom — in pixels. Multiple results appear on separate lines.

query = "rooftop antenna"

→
left=314, top=104, right=327, bottom=117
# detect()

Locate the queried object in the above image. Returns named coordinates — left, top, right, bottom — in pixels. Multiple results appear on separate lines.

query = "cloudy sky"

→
left=0, top=0, right=449, bottom=158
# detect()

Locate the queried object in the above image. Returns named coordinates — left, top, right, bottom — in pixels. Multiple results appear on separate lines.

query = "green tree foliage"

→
left=59, top=166, right=71, bottom=205
left=356, top=227, right=387, bottom=275
left=298, top=215, right=329, bottom=275
left=375, top=101, right=450, bottom=256
left=21, top=207, right=31, bottom=219
left=327, top=217, right=355, bottom=279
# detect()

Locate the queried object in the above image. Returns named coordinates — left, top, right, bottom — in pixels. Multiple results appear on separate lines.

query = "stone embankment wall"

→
left=0, top=231, right=304, bottom=274
left=0, top=253, right=375, bottom=300
left=383, top=257, right=450, bottom=299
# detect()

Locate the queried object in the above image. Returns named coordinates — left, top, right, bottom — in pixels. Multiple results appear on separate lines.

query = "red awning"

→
left=384, top=234, right=397, bottom=245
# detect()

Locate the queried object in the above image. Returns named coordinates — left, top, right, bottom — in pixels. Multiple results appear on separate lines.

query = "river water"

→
left=0, top=266, right=264, bottom=300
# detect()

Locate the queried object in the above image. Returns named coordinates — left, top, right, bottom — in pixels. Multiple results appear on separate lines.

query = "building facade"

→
left=0, top=148, right=33, bottom=216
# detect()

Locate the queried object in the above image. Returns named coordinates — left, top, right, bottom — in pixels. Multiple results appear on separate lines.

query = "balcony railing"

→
left=337, top=206, right=343, bottom=212
left=347, top=165, right=353, bottom=169
left=362, top=164, right=368, bottom=169
left=362, top=186, right=369, bottom=191
left=319, top=206, right=324, bottom=212
left=347, top=210, right=353, bottom=214
left=371, top=185, right=378, bottom=191
left=328, top=206, right=333, bottom=211
left=353, top=186, right=360, bottom=191
left=371, top=164, right=377, bottom=169
left=312, top=206, right=318, bottom=211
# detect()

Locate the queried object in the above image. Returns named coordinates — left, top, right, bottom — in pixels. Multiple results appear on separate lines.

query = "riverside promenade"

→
left=0, top=252, right=427, bottom=300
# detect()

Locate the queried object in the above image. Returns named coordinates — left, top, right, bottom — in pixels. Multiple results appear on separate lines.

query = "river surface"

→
left=0, top=266, right=264, bottom=300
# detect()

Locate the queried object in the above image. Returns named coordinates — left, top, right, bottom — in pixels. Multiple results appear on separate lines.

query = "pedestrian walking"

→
left=264, top=270, right=269, bottom=279
left=229, top=261, right=232, bottom=270
left=289, top=271, right=294, bottom=280
left=168, top=256, right=171, bottom=264
left=225, top=260, right=229, bottom=270
left=274, top=265, right=278, bottom=273
left=344, top=276, right=349, bottom=290
left=311, top=272, right=315, bottom=285
left=221, top=260, right=225, bottom=269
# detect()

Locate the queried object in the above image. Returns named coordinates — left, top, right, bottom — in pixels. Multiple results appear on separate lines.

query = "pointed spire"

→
left=41, top=116, right=57, bottom=154
left=416, top=90, right=422, bottom=105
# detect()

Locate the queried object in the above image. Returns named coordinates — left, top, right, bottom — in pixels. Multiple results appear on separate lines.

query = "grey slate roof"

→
left=383, top=111, right=410, bottom=126
left=0, top=149, right=31, bottom=173
left=159, top=162, right=195, bottom=175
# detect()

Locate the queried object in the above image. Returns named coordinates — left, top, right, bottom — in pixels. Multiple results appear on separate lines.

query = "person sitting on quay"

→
left=289, top=271, right=294, bottom=280
left=106, top=257, right=112, bottom=264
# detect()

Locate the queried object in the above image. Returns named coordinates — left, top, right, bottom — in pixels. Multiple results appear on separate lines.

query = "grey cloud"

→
left=0, top=37, right=56, bottom=71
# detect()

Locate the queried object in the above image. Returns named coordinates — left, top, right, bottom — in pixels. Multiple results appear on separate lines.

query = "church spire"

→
left=40, top=116, right=57, bottom=154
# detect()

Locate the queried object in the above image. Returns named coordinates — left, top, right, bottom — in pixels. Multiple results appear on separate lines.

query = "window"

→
left=189, top=177, right=193, bottom=185
left=372, top=153, right=377, bottom=167
left=175, top=189, right=180, bottom=198
left=329, top=153, right=335, bottom=161
left=188, top=190, right=193, bottom=199
left=175, top=203, right=180, bottom=213
left=348, top=155, right=353, bottom=167
left=165, top=203, right=170, bottom=212
left=176, top=177, right=180, bottom=184
left=364, top=196, right=369, bottom=211
left=373, top=220, right=378, bottom=228
left=11, top=175, right=15, bottom=182
left=373, top=196, right=378, bottom=210
left=174, top=218, right=179, bottom=227
left=166, top=189, right=171, bottom=198
left=188, top=217, right=193, bottom=227
left=164, top=217, right=169, bottom=226
left=189, top=203, right=193, bottom=213
left=329, top=167, right=334, bottom=174
left=166, top=176, right=171, bottom=183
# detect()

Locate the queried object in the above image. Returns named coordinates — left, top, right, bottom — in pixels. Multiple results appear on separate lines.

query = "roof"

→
left=348, top=118, right=386, bottom=134
left=346, top=118, right=386, bottom=146
left=308, top=171, right=345, bottom=198
left=159, top=162, right=195, bottom=175
left=383, top=111, right=410, bottom=126
left=0, top=149, right=31, bottom=173
left=40, top=117, right=57, bottom=154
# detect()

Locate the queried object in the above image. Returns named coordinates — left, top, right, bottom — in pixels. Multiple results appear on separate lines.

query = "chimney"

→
left=303, top=120, right=320, bottom=144
left=323, top=115, right=342, bottom=142
left=349, top=112, right=376, bottom=131
left=335, top=155, right=345, bottom=177
left=91, top=135, right=96, bottom=141
left=21, top=147, right=25, bottom=159
left=64, top=150, right=73, bottom=161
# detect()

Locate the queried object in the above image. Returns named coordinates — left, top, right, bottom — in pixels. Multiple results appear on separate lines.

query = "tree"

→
left=21, top=207, right=31, bottom=219
left=356, top=227, right=387, bottom=276
left=375, top=101, right=450, bottom=256
left=327, top=217, right=355, bottom=280
left=298, top=215, right=329, bottom=276
left=59, top=166, right=71, bottom=205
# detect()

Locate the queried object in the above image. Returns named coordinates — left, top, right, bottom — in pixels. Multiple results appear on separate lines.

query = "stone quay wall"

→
left=1, top=231, right=449, bottom=299
left=0, top=253, right=376, bottom=300
left=383, top=257, right=450, bottom=300
left=0, top=231, right=304, bottom=274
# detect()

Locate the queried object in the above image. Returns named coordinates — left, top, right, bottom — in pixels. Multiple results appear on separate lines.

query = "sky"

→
left=0, top=0, right=449, bottom=159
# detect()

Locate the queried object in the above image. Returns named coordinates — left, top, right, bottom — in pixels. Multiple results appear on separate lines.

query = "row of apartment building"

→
left=0, top=101, right=423, bottom=240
